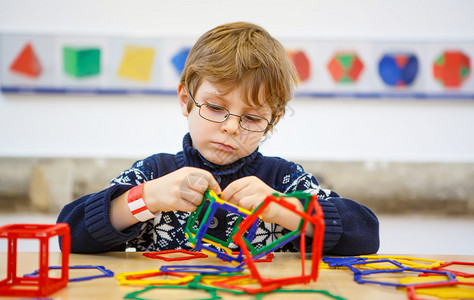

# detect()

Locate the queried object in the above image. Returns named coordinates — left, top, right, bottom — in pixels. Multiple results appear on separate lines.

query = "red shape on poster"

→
left=9, top=43, right=42, bottom=78
left=327, top=52, right=364, bottom=83
left=287, top=50, right=311, bottom=82
left=433, top=51, right=471, bottom=88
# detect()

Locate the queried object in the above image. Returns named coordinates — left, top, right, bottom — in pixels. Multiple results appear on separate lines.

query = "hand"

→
left=220, top=176, right=281, bottom=223
left=143, top=167, right=221, bottom=213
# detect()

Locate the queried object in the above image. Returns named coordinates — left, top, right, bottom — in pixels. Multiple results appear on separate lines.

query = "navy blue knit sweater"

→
left=57, top=133, right=379, bottom=255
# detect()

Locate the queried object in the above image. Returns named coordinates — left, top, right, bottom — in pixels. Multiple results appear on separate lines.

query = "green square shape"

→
left=63, top=47, right=101, bottom=77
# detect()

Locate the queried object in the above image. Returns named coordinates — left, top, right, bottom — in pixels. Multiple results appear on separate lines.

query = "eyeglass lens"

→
left=199, top=104, right=268, bottom=132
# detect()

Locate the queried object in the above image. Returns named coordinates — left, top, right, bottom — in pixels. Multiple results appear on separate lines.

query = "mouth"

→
left=212, top=142, right=236, bottom=152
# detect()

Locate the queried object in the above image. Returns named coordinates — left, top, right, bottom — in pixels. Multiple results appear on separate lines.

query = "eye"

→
left=242, top=114, right=266, bottom=123
left=205, top=103, right=226, bottom=112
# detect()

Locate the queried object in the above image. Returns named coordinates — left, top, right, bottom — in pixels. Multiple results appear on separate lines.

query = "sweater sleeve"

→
left=57, top=184, right=143, bottom=253
left=279, top=163, right=380, bottom=255
left=57, top=157, right=156, bottom=253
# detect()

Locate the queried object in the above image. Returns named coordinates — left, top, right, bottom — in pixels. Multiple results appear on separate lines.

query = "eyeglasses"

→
left=187, top=88, right=273, bottom=133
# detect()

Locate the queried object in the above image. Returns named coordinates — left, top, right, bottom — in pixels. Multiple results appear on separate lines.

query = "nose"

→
left=220, top=114, right=240, bottom=135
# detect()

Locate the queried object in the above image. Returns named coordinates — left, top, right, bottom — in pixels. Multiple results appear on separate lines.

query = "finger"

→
left=188, top=171, right=221, bottom=194
left=221, top=179, right=250, bottom=204
left=200, top=171, right=221, bottom=194
left=179, top=187, right=204, bottom=206
left=176, top=198, right=198, bottom=212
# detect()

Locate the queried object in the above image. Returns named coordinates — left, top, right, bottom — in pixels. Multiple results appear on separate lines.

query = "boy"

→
left=58, top=22, right=379, bottom=255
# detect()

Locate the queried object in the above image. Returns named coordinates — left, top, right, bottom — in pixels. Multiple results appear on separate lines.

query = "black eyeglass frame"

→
left=187, top=88, right=275, bottom=133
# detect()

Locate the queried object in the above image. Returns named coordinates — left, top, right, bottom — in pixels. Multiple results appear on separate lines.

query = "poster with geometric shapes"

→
left=1, top=32, right=473, bottom=99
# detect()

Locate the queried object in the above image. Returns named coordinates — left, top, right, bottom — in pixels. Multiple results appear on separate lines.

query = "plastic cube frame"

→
left=184, top=189, right=260, bottom=264
left=233, top=192, right=325, bottom=287
left=0, top=223, right=70, bottom=297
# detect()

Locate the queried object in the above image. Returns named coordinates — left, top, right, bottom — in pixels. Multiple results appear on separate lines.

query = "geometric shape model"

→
left=0, top=223, right=70, bottom=297
left=63, top=46, right=101, bottom=78
left=9, top=42, right=42, bottom=78
left=116, top=269, right=195, bottom=286
left=185, top=189, right=259, bottom=265
left=171, top=47, right=190, bottom=76
left=117, top=45, right=155, bottom=82
left=433, top=50, right=471, bottom=88
left=143, top=249, right=208, bottom=261
left=378, top=53, right=419, bottom=87
left=24, top=265, right=114, bottom=282
left=327, top=51, right=364, bottom=83
left=287, top=49, right=311, bottom=82
left=233, top=192, right=325, bottom=288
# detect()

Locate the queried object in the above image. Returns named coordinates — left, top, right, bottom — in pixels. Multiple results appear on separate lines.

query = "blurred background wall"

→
left=0, top=0, right=473, bottom=215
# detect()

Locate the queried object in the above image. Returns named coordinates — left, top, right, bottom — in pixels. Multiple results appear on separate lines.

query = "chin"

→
left=207, top=152, right=240, bottom=166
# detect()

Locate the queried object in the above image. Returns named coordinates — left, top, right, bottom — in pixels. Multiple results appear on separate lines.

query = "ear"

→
left=177, top=84, right=189, bottom=117
left=271, top=113, right=282, bottom=126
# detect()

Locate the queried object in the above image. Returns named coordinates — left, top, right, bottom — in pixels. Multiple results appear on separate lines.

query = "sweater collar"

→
left=181, top=133, right=259, bottom=176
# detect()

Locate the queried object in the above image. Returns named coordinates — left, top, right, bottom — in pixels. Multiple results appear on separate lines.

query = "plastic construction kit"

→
left=159, top=264, right=245, bottom=275
left=0, top=223, right=70, bottom=297
left=143, top=249, right=208, bottom=261
left=116, top=269, right=195, bottom=286
left=25, top=265, right=114, bottom=282
left=123, top=285, right=220, bottom=300
left=185, top=189, right=259, bottom=264
left=233, top=192, right=325, bottom=287
left=322, top=255, right=474, bottom=299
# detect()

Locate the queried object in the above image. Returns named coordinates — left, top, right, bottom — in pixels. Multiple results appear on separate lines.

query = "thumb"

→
left=207, top=174, right=221, bottom=194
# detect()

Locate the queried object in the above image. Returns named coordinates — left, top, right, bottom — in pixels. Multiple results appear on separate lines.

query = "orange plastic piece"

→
left=9, top=43, right=42, bottom=78
left=0, top=223, right=70, bottom=297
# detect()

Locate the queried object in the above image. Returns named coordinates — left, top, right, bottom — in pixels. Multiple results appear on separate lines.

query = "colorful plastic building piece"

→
left=63, top=46, right=101, bottom=77
left=9, top=42, right=42, bottom=78
left=25, top=265, right=113, bottom=282
left=378, top=53, right=419, bottom=87
left=143, top=249, right=208, bottom=261
left=0, top=223, right=70, bottom=297
left=185, top=189, right=259, bottom=264
left=255, top=288, right=347, bottom=300
left=404, top=276, right=474, bottom=300
left=233, top=192, right=325, bottom=287
left=431, top=261, right=474, bottom=278
left=210, top=274, right=281, bottom=294
left=433, top=50, right=471, bottom=88
left=123, top=285, right=220, bottom=300
left=116, top=269, right=195, bottom=286
left=357, top=255, right=444, bottom=270
left=327, top=51, right=364, bottom=83
left=117, top=45, right=155, bottom=82
left=159, top=264, right=244, bottom=275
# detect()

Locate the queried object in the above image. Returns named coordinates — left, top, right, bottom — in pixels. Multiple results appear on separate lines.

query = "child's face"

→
left=179, top=80, right=273, bottom=166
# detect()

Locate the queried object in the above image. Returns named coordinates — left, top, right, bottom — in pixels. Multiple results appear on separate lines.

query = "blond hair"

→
left=180, top=22, right=298, bottom=129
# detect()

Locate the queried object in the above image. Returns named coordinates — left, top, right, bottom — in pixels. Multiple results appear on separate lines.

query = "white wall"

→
left=1, top=0, right=474, bottom=162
